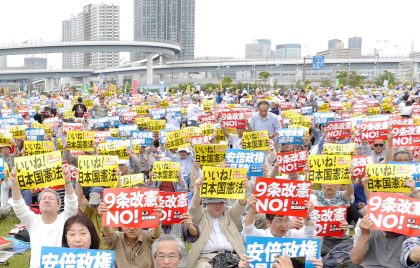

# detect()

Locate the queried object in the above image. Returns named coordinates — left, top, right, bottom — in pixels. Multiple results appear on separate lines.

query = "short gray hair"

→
left=151, top=234, right=187, bottom=264
left=38, top=189, right=61, bottom=209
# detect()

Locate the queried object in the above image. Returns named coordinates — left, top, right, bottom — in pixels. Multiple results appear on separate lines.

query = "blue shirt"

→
left=352, top=183, right=367, bottom=208
left=249, top=112, right=280, bottom=135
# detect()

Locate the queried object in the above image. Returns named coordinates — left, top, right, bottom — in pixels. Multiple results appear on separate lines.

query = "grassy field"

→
left=0, top=213, right=30, bottom=267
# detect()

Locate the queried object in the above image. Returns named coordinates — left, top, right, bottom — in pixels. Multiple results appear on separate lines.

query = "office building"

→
left=133, top=0, right=195, bottom=61
left=348, top=36, right=362, bottom=49
left=275, top=43, right=301, bottom=59
left=62, top=4, right=120, bottom=69
left=24, top=57, right=47, bottom=69
left=245, top=39, right=273, bottom=59
left=317, top=48, right=362, bottom=58
left=0, top=56, right=6, bottom=69
left=328, top=39, right=343, bottom=50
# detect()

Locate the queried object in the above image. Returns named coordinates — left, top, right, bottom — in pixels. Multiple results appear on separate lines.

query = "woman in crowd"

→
left=62, top=214, right=100, bottom=249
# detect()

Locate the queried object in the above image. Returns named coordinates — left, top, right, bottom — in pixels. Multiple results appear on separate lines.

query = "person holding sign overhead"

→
left=8, top=165, right=78, bottom=268
left=246, top=100, right=281, bottom=141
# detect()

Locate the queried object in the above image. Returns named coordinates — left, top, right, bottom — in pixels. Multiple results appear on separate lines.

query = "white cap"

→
left=118, top=159, right=130, bottom=165
left=176, top=147, right=191, bottom=153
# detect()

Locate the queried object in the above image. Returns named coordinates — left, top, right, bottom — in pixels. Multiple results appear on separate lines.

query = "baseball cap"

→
left=176, top=147, right=191, bottom=153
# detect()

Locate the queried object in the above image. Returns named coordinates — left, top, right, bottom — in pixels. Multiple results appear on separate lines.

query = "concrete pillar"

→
left=147, top=53, right=154, bottom=86
left=45, top=78, right=54, bottom=92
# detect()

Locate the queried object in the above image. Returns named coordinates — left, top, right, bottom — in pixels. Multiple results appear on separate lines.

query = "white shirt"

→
left=202, top=216, right=234, bottom=252
left=242, top=222, right=316, bottom=239
left=187, top=103, right=203, bottom=121
left=10, top=194, right=78, bottom=268
left=228, top=134, right=242, bottom=149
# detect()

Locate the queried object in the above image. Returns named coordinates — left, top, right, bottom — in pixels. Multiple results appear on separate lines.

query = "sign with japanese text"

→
left=0, top=132, right=12, bottom=147
left=308, top=155, right=352, bottom=184
left=365, top=164, right=412, bottom=193
left=120, top=173, right=145, bottom=188
left=40, top=247, right=115, bottom=268
left=103, top=188, right=159, bottom=228
left=152, top=161, right=181, bottom=182
left=24, top=140, right=54, bottom=156
left=326, top=121, right=351, bottom=139
left=201, top=166, right=247, bottom=199
left=159, top=191, right=189, bottom=225
left=97, top=140, right=129, bottom=160
left=93, top=131, right=111, bottom=145
left=352, top=156, right=374, bottom=179
left=147, top=119, right=166, bottom=131
left=311, top=206, right=347, bottom=237
left=358, top=121, right=389, bottom=141
left=278, top=128, right=305, bottom=145
left=66, top=131, right=95, bottom=152
left=323, top=143, right=355, bottom=155
left=276, top=151, right=308, bottom=174
left=198, top=114, right=216, bottom=124
left=10, top=125, right=26, bottom=139
left=253, top=177, right=312, bottom=217
left=190, top=135, right=213, bottom=145
left=366, top=192, right=420, bottom=236
left=225, top=149, right=266, bottom=177
left=220, top=111, right=246, bottom=129
left=392, top=125, right=420, bottom=146
left=194, top=144, right=228, bottom=166
left=61, top=122, right=83, bottom=135
left=78, top=155, right=118, bottom=187
left=14, top=151, right=63, bottom=190
left=242, top=131, right=269, bottom=151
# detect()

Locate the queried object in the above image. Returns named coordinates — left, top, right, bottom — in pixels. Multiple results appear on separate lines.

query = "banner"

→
left=308, top=155, right=352, bottom=184
left=253, top=177, right=312, bottom=217
left=166, top=130, right=187, bottom=149
left=66, top=131, right=95, bottom=152
left=352, top=156, right=374, bottom=179
left=246, top=236, right=321, bottom=268
left=365, top=164, right=412, bottom=193
left=242, top=131, right=269, bottom=151
left=78, top=155, right=118, bottom=187
left=326, top=121, right=351, bottom=139
left=311, top=206, right=347, bottom=237
left=103, top=188, right=159, bottom=228
left=278, top=128, right=304, bottom=145
left=14, top=151, right=63, bottom=189
left=358, top=121, right=389, bottom=141
left=323, top=143, right=355, bottom=155
left=97, top=140, right=129, bottom=160
left=40, top=247, right=115, bottom=268
left=24, top=141, right=54, bottom=156
left=276, top=151, right=308, bottom=174
left=152, top=161, right=181, bottom=182
left=225, top=149, right=266, bottom=177
left=194, top=144, right=227, bottom=166
left=220, top=111, right=246, bottom=129
left=159, top=191, right=189, bottom=225
left=366, top=192, right=420, bottom=236
left=201, top=166, right=247, bottom=199
left=392, top=125, right=420, bottom=146
left=120, top=173, right=145, bottom=188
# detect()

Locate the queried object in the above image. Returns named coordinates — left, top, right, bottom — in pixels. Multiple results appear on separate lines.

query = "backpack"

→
left=323, top=237, right=354, bottom=268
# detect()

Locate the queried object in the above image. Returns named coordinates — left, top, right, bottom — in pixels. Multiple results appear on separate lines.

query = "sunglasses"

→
left=373, top=144, right=384, bottom=147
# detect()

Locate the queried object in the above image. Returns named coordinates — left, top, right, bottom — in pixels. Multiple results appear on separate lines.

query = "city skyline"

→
left=0, top=0, right=418, bottom=67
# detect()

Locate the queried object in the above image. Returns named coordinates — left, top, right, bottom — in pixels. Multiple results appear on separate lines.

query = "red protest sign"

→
left=276, top=151, right=307, bottom=174
left=62, top=122, right=83, bottom=135
left=392, top=125, right=420, bottom=146
left=159, top=191, right=189, bottom=225
left=280, top=102, right=291, bottom=110
left=94, top=131, right=111, bottom=145
left=311, top=206, right=347, bottom=237
left=220, top=111, right=246, bottom=129
left=413, top=104, right=420, bottom=114
left=102, top=188, right=159, bottom=228
left=198, top=114, right=216, bottom=124
left=190, top=135, right=212, bottom=145
left=326, top=122, right=351, bottom=139
left=367, top=192, right=420, bottom=236
left=329, top=102, right=343, bottom=111
left=390, top=117, right=414, bottom=125
left=253, top=177, right=312, bottom=217
left=121, top=112, right=137, bottom=123
left=352, top=156, right=374, bottom=179
left=358, top=121, right=389, bottom=141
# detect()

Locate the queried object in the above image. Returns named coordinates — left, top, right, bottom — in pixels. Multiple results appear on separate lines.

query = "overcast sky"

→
left=1, top=0, right=419, bottom=67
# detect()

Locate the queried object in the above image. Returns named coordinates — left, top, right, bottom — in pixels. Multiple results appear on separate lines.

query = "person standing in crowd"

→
left=34, top=106, right=53, bottom=123
left=62, top=214, right=100, bottom=249
left=152, top=234, right=188, bottom=268
left=72, top=97, right=88, bottom=118
left=47, top=94, right=58, bottom=116
left=187, top=94, right=203, bottom=126
left=247, top=100, right=281, bottom=140
left=91, top=95, right=109, bottom=118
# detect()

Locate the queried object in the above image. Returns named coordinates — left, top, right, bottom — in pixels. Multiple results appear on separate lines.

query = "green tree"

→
left=259, top=71, right=271, bottom=84
left=320, top=79, right=332, bottom=88
left=375, top=70, right=397, bottom=87
left=336, top=71, right=349, bottom=86
left=348, top=71, right=365, bottom=87
left=222, top=76, right=233, bottom=89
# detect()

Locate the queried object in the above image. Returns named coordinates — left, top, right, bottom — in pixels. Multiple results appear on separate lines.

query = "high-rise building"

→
left=0, top=56, right=7, bottom=69
left=275, top=44, right=301, bottom=59
left=245, top=39, right=273, bottom=59
left=133, top=0, right=195, bottom=61
left=62, top=4, right=120, bottom=69
left=348, top=36, right=362, bottom=49
left=328, top=39, right=343, bottom=50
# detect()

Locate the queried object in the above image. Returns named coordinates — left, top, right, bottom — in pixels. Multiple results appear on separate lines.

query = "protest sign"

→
left=254, top=177, right=312, bottom=217
left=97, top=140, right=129, bottom=160
left=311, top=206, right=347, bottom=237
left=135, top=105, right=151, bottom=115
left=0, top=158, right=4, bottom=180
left=14, top=151, right=63, bottom=189
left=190, top=135, right=213, bottom=145
left=278, top=128, right=305, bottom=145
left=159, top=191, right=189, bottom=225
left=66, top=131, right=95, bottom=152
left=150, top=108, right=166, bottom=120
left=366, top=192, right=420, bottom=236
left=201, top=166, right=247, bottom=199
left=120, top=173, right=145, bottom=188
left=198, top=114, right=216, bottom=124
left=121, top=111, right=137, bottom=122
left=313, top=112, right=335, bottom=125
left=352, top=156, right=374, bottom=179
left=391, top=117, right=413, bottom=125
left=225, top=149, right=266, bottom=177
left=135, top=116, right=151, bottom=129
left=200, top=123, right=216, bottom=135
left=147, top=119, right=166, bottom=131
left=308, top=155, right=352, bottom=184
left=392, top=125, right=420, bottom=146
left=220, top=111, right=246, bottom=129
left=166, top=130, right=187, bottom=149
left=10, top=125, right=26, bottom=139
left=24, top=141, right=54, bottom=156
left=63, top=110, right=75, bottom=119
left=323, top=143, right=355, bottom=155
left=181, top=126, right=203, bottom=138
left=242, top=131, right=269, bottom=150
left=276, top=151, right=308, bottom=174
left=203, top=99, right=215, bottom=112
left=365, top=164, right=412, bottom=193
left=40, top=247, right=115, bottom=268
left=246, top=236, right=321, bottom=268
left=78, top=155, right=118, bottom=187
left=103, top=188, right=159, bottom=228
left=93, top=131, right=111, bottom=145
left=152, top=161, right=181, bottom=182
left=118, top=124, right=138, bottom=137
left=326, top=121, right=351, bottom=139
left=358, top=121, right=389, bottom=141
left=61, top=122, right=83, bottom=135
left=91, top=117, right=110, bottom=129
left=0, top=133, right=12, bottom=147
left=194, top=144, right=227, bottom=166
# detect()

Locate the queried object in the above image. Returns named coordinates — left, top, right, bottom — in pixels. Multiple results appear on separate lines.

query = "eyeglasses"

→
left=156, top=254, right=179, bottom=261
left=373, top=144, right=384, bottom=147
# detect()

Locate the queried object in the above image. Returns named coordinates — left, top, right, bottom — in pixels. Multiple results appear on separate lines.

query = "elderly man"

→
left=9, top=166, right=78, bottom=268
left=187, top=94, right=203, bottom=126
left=152, top=234, right=188, bottom=268
left=187, top=178, right=247, bottom=268
left=247, top=100, right=281, bottom=140
left=401, top=236, right=420, bottom=268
